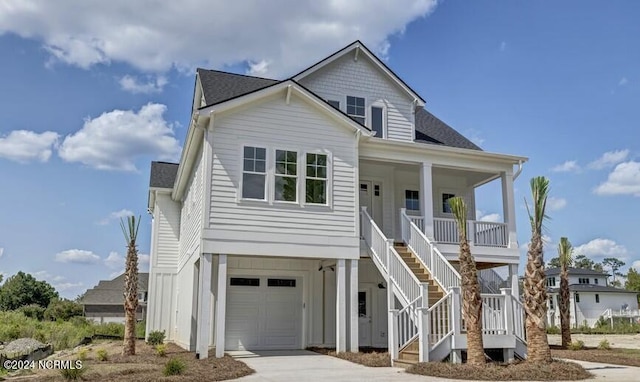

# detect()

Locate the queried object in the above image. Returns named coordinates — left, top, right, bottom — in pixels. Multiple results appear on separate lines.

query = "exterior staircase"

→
left=360, top=207, right=527, bottom=365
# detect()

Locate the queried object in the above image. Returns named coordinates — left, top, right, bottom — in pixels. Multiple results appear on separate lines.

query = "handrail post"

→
left=501, top=288, right=515, bottom=362
left=400, top=208, right=407, bottom=241
left=360, top=206, right=366, bottom=239
left=418, top=283, right=430, bottom=362
left=385, top=238, right=394, bottom=275
left=450, top=287, right=462, bottom=363
left=388, top=282, right=399, bottom=361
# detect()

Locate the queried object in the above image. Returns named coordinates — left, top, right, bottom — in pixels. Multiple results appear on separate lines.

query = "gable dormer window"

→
left=346, top=96, right=365, bottom=125
left=371, top=105, right=384, bottom=138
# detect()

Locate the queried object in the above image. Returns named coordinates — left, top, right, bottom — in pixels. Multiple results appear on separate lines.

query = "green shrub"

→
left=163, top=358, right=186, bottom=376
left=147, top=330, right=165, bottom=345
left=598, top=339, right=611, bottom=350
left=44, top=299, right=84, bottom=321
left=546, top=325, right=560, bottom=334
left=96, top=348, right=108, bottom=361
left=17, top=304, right=46, bottom=320
left=155, top=344, right=167, bottom=357
left=568, top=340, right=585, bottom=350
left=60, top=366, right=87, bottom=380
left=77, top=349, right=88, bottom=361
left=93, top=322, right=124, bottom=337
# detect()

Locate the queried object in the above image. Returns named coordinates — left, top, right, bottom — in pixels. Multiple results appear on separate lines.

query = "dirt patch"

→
left=6, top=340, right=254, bottom=381
left=406, top=360, right=592, bottom=381
left=551, top=345, right=640, bottom=368
left=307, top=347, right=391, bottom=367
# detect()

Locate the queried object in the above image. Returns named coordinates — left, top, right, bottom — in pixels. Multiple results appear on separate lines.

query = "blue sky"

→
left=1, top=1, right=639, bottom=298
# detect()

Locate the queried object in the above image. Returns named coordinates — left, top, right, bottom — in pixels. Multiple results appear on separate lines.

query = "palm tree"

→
left=121, top=216, right=141, bottom=356
left=557, top=237, right=573, bottom=348
left=523, top=176, right=552, bottom=363
left=448, top=197, right=485, bottom=365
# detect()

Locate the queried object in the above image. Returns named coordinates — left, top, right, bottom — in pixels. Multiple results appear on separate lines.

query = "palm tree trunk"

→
left=523, top=233, right=552, bottom=363
left=460, top=240, right=485, bottom=365
left=123, top=240, right=139, bottom=356
left=559, top=267, right=571, bottom=348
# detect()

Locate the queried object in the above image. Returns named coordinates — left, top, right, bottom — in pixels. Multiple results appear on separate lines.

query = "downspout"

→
left=513, top=160, right=524, bottom=180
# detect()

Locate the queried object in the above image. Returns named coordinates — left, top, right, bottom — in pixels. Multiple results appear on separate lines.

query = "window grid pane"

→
left=405, top=190, right=419, bottom=211
left=346, top=96, right=365, bottom=124
left=242, top=146, right=266, bottom=200
left=306, top=153, right=328, bottom=204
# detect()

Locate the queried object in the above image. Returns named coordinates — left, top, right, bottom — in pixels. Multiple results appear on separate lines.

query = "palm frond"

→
left=526, top=176, right=550, bottom=234
left=120, top=215, right=141, bottom=244
left=448, top=196, right=467, bottom=239
left=557, top=237, right=573, bottom=267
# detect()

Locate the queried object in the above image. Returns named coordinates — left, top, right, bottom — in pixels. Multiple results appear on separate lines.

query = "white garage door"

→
left=226, top=275, right=302, bottom=350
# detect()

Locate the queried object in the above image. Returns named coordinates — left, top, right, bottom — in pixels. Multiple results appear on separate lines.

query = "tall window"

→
left=405, top=190, right=420, bottom=211
left=346, top=96, right=365, bottom=124
left=242, top=146, right=266, bottom=199
left=546, top=277, right=556, bottom=287
left=442, top=193, right=456, bottom=213
left=549, top=296, right=554, bottom=310
left=578, top=278, right=589, bottom=284
left=275, top=150, right=297, bottom=202
left=371, top=106, right=384, bottom=137
left=575, top=293, right=580, bottom=303
left=306, top=153, right=327, bottom=204
left=594, top=278, right=599, bottom=285
left=595, top=294, right=600, bottom=303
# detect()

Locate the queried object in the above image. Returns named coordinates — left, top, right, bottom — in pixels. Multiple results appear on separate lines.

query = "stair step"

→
left=399, top=350, right=419, bottom=362
left=393, top=359, right=417, bottom=368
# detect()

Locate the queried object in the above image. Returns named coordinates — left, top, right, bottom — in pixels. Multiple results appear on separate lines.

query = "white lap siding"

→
left=298, top=53, right=415, bottom=142
left=208, top=95, right=358, bottom=254
left=179, top=146, right=204, bottom=269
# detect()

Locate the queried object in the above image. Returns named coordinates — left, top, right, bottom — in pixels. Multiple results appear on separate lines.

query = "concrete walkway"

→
left=230, top=350, right=640, bottom=382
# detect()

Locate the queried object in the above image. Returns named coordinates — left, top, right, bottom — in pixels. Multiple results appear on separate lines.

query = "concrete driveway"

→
left=230, top=350, right=640, bottom=382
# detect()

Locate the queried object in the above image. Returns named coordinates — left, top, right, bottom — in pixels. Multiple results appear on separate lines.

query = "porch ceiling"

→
left=360, top=159, right=497, bottom=186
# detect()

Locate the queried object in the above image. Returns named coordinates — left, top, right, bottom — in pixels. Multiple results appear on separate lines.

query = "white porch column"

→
left=450, top=286, right=462, bottom=363
left=214, top=254, right=227, bottom=358
left=348, top=259, right=359, bottom=352
left=419, top=162, right=434, bottom=239
left=336, top=259, right=347, bottom=353
left=508, top=264, right=519, bottom=298
left=501, top=172, right=518, bottom=249
left=196, top=253, right=213, bottom=359
left=501, top=288, right=515, bottom=363
left=418, top=283, right=430, bottom=362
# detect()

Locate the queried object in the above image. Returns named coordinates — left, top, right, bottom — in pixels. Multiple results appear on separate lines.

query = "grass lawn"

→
left=5, top=340, right=253, bottom=381
left=551, top=345, right=640, bottom=367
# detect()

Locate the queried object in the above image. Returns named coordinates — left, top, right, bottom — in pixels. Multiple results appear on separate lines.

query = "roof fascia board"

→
left=172, top=116, right=205, bottom=201
left=292, top=41, right=426, bottom=106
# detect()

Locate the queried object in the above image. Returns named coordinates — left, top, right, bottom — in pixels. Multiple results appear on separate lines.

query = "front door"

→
left=359, top=181, right=383, bottom=229
left=358, top=289, right=372, bottom=346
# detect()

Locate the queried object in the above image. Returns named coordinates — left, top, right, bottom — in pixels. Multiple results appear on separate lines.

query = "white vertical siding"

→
left=146, top=271, right=177, bottom=340
left=299, top=53, right=415, bottom=142
left=179, top=146, right=204, bottom=269
left=209, top=96, right=358, bottom=240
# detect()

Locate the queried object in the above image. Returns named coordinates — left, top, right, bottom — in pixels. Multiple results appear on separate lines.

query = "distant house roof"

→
left=80, top=273, right=149, bottom=306
left=197, top=69, right=278, bottom=107
left=194, top=69, right=479, bottom=151
left=150, top=161, right=179, bottom=189
left=550, top=284, right=638, bottom=294
left=546, top=267, right=610, bottom=277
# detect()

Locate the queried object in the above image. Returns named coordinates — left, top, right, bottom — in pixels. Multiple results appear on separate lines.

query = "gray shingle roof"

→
left=415, top=108, right=481, bottom=150
left=546, top=267, right=610, bottom=277
left=549, top=284, right=638, bottom=294
left=80, top=273, right=149, bottom=306
left=150, top=161, right=179, bottom=189
left=197, top=69, right=278, bottom=107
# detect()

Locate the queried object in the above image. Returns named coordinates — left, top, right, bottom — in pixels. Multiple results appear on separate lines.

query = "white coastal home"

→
left=545, top=267, right=639, bottom=328
left=145, top=41, right=529, bottom=365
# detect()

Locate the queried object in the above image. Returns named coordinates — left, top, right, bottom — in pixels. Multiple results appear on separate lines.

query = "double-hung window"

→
left=306, top=153, right=327, bottom=204
left=405, top=190, right=420, bottom=212
left=442, top=193, right=456, bottom=214
left=275, top=150, right=297, bottom=202
left=242, top=146, right=266, bottom=199
left=346, top=96, right=365, bottom=124
left=371, top=106, right=384, bottom=137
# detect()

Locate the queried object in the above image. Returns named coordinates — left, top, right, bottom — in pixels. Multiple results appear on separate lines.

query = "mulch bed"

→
left=551, top=345, right=640, bottom=367
left=307, top=347, right=391, bottom=367
left=407, top=359, right=592, bottom=381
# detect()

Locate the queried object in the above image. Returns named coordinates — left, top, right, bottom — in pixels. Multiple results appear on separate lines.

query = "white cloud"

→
left=546, top=197, right=567, bottom=211
left=631, top=260, right=640, bottom=272
left=551, top=160, right=580, bottom=173
left=58, top=103, right=180, bottom=171
left=574, top=238, right=629, bottom=261
left=139, top=254, right=150, bottom=272
left=97, top=209, right=134, bottom=225
left=104, top=251, right=124, bottom=269
left=594, top=161, right=640, bottom=196
left=119, top=75, right=167, bottom=94
left=55, top=249, right=101, bottom=264
left=0, top=130, right=59, bottom=163
left=476, top=210, right=501, bottom=223
left=0, top=247, right=3, bottom=258
left=619, top=77, right=628, bottom=86
left=105, top=252, right=149, bottom=274
left=247, top=60, right=270, bottom=76
left=588, top=149, right=629, bottom=170
left=0, top=0, right=437, bottom=77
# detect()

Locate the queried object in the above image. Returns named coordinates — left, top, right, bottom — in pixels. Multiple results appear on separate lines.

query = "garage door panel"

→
left=225, top=275, right=302, bottom=351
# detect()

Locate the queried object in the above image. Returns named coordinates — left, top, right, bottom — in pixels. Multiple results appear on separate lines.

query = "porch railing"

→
left=401, top=209, right=461, bottom=291
left=433, top=218, right=508, bottom=248
left=479, top=268, right=506, bottom=294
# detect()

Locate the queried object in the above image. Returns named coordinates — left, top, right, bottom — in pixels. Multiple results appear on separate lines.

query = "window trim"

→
left=440, top=191, right=457, bottom=215
left=240, top=145, right=268, bottom=202
left=274, top=149, right=299, bottom=204
left=370, top=102, right=386, bottom=139
left=405, top=189, right=420, bottom=212
left=346, top=95, right=366, bottom=125
left=304, top=151, right=331, bottom=207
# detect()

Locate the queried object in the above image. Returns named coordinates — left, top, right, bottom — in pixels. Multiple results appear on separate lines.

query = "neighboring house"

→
left=80, top=273, right=149, bottom=324
left=146, top=41, right=528, bottom=364
left=546, top=267, right=639, bottom=328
